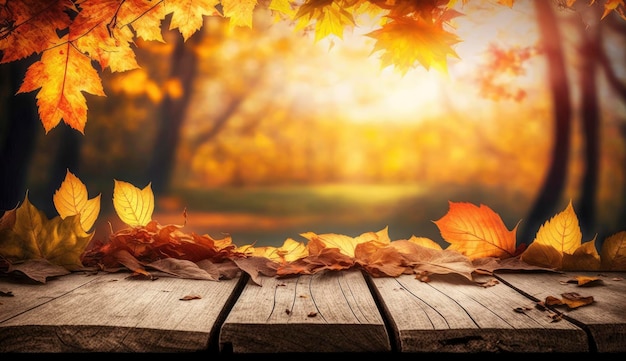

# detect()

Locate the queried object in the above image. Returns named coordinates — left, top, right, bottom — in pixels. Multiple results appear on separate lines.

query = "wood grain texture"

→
left=219, top=269, right=390, bottom=353
left=0, top=272, right=241, bottom=352
left=495, top=271, right=626, bottom=353
left=369, top=273, right=588, bottom=353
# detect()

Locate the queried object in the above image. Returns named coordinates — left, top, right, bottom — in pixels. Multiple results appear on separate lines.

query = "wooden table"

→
left=1, top=269, right=624, bottom=354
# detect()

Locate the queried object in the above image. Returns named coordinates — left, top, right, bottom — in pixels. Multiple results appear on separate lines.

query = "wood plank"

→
left=219, top=269, right=391, bottom=353
left=369, top=273, right=587, bottom=353
left=495, top=271, right=626, bottom=353
left=0, top=272, right=242, bottom=352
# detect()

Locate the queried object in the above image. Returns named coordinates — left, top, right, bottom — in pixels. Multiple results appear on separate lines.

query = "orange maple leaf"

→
left=17, top=37, right=105, bottom=133
left=367, top=15, right=460, bottom=74
left=69, top=0, right=139, bottom=72
left=434, top=201, right=518, bottom=260
left=0, top=0, right=74, bottom=63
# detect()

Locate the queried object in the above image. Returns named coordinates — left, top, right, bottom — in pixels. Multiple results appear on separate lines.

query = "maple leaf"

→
left=112, top=0, right=167, bottom=42
left=53, top=169, right=101, bottom=232
left=222, top=0, right=258, bottom=28
left=0, top=193, right=93, bottom=271
left=269, top=0, right=297, bottom=19
left=434, top=201, right=518, bottom=260
left=112, top=180, right=154, bottom=227
left=294, top=0, right=356, bottom=41
left=366, top=15, right=460, bottom=74
left=600, top=231, right=626, bottom=270
left=167, top=0, right=221, bottom=41
left=69, top=0, right=139, bottom=72
left=17, top=36, right=106, bottom=133
left=0, top=0, right=74, bottom=63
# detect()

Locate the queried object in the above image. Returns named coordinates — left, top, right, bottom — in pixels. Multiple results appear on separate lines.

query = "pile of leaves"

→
left=0, top=170, right=624, bottom=285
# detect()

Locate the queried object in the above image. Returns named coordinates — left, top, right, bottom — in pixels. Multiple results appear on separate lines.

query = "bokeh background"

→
left=1, top=1, right=625, bottom=249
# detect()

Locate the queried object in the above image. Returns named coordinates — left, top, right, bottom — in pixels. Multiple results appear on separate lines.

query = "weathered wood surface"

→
left=495, top=270, right=626, bottom=353
left=1, top=269, right=625, bottom=354
left=369, top=272, right=588, bottom=353
left=0, top=272, right=242, bottom=352
left=219, top=269, right=390, bottom=353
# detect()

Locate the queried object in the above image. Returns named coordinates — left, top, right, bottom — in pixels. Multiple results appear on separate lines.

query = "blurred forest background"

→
left=1, top=0, right=625, bottom=248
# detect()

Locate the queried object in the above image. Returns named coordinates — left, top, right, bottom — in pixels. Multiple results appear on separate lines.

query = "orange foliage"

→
left=1, top=0, right=622, bottom=132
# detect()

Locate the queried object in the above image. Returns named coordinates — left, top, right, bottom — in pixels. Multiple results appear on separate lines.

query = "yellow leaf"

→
left=269, top=0, right=297, bottom=18
left=366, top=16, right=461, bottom=75
left=533, top=200, right=581, bottom=255
left=562, top=239, right=601, bottom=271
left=407, top=235, right=443, bottom=250
left=0, top=194, right=93, bottom=271
left=113, top=180, right=154, bottom=227
left=600, top=231, right=626, bottom=270
left=300, top=226, right=390, bottom=258
left=222, top=0, right=258, bottom=28
left=53, top=169, right=101, bottom=232
left=167, top=0, right=221, bottom=41
left=434, top=201, right=518, bottom=260
left=520, top=241, right=562, bottom=269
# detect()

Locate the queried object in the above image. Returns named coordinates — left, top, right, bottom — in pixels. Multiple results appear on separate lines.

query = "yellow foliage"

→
left=533, top=200, right=581, bottom=254
left=112, top=180, right=154, bottom=227
left=0, top=195, right=93, bottom=271
left=53, top=169, right=101, bottom=232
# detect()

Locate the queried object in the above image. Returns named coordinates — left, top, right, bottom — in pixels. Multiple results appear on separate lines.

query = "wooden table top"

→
left=1, top=269, right=624, bottom=354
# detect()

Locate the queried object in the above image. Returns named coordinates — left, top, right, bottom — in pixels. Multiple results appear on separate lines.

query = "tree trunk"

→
left=0, top=58, right=39, bottom=215
left=576, top=12, right=601, bottom=241
left=145, top=31, right=202, bottom=196
left=519, top=0, right=573, bottom=245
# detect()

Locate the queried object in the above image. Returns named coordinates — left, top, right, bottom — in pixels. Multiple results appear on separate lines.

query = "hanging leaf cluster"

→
left=1, top=0, right=624, bottom=133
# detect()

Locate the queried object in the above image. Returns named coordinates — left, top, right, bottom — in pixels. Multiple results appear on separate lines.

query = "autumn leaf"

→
left=168, top=0, right=221, bottom=41
left=520, top=241, right=563, bottom=269
left=53, top=169, right=101, bottom=232
left=390, top=240, right=476, bottom=281
left=113, top=180, right=154, bottom=227
left=146, top=258, right=218, bottom=280
left=600, top=231, right=626, bottom=270
left=300, top=227, right=391, bottom=258
left=0, top=194, right=93, bottom=271
left=69, top=0, right=139, bottom=72
left=269, top=0, right=297, bottom=19
left=112, top=0, right=167, bottom=43
left=562, top=239, right=601, bottom=271
left=434, top=201, right=518, bottom=260
left=367, top=15, right=460, bottom=74
left=17, top=36, right=106, bottom=134
left=222, top=0, right=258, bottom=28
left=532, top=200, right=581, bottom=254
left=241, top=238, right=309, bottom=264
left=0, top=0, right=74, bottom=63
left=6, top=258, right=70, bottom=284
left=294, top=0, right=356, bottom=42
